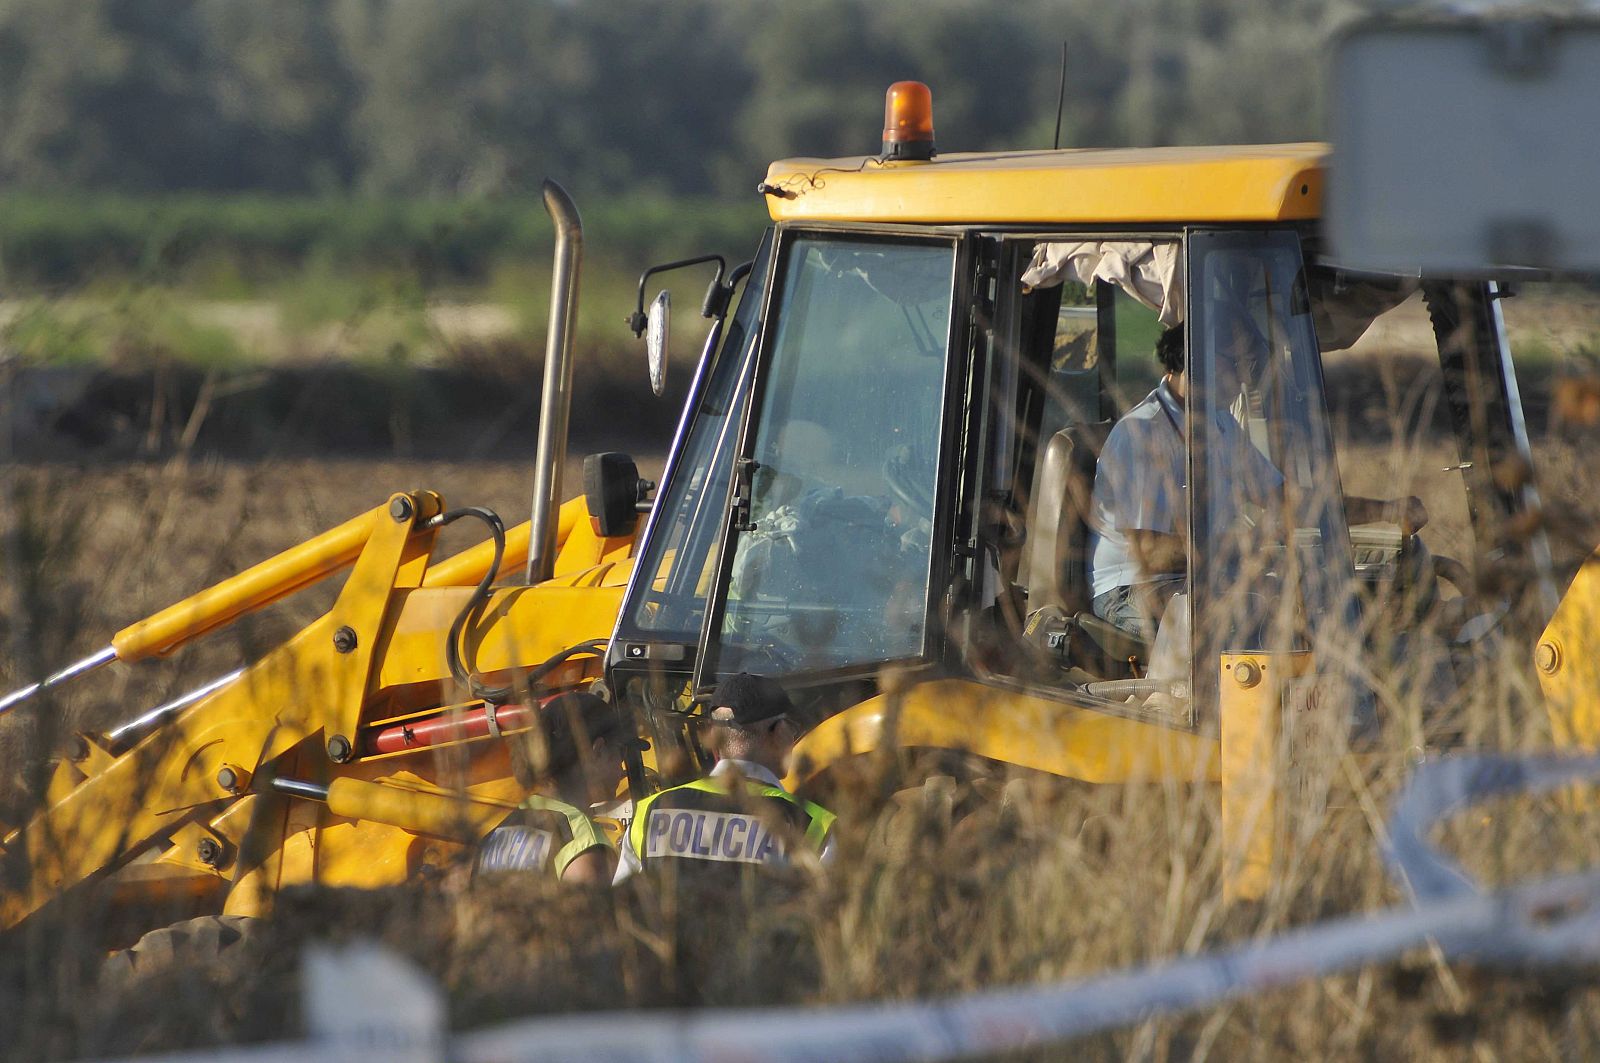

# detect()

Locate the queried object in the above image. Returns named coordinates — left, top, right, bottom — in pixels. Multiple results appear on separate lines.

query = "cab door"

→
left=1186, top=228, right=1361, bottom=721
left=694, top=230, right=969, bottom=686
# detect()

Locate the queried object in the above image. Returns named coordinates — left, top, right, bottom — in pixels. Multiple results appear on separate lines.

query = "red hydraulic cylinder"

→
left=367, top=702, right=539, bottom=755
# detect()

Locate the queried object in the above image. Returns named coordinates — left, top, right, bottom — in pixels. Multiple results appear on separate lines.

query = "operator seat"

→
left=1021, top=421, right=1149, bottom=676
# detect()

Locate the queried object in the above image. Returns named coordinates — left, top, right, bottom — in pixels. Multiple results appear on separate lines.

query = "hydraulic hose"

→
left=438, top=506, right=511, bottom=701
left=437, top=506, right=608, bottom=703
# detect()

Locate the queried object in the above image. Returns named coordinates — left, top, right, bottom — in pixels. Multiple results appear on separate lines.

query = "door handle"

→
left=730, top=457, right=761, bottom=532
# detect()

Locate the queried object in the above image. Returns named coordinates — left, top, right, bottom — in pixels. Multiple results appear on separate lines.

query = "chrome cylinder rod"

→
left=527, top=179, right=584, bottom=585
left=0, top=645, right=117, bottom=717
left=270, top=776, right=330, bottom=802
left=104, top=667, right=245, bottom=750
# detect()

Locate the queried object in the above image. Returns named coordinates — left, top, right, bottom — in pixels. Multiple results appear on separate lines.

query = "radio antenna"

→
left=1052, top=42, right=1068, bottom=150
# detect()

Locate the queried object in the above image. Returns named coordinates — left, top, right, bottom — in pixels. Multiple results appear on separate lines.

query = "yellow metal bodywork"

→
left=788, top=662, right=1312, bottom=904
left=418, top=496, right=631, bottom=590
left=788, top=678, right=1219, bottom=788
left=763, top=144, right=1326, bottom=225
left=321, top=775, right=515, bottom=840
left=112, top=503, right=395, bottom=662
left=1539, top=552, right=1600, bottom=748
left=105, top=493, right=615, bottom=667
left=1, top=491, right=636, bottom=930
left=1217, top=652, right=1317, bottom=903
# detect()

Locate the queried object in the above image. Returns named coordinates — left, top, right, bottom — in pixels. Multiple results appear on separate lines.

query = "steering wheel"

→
left=1430, top=553, right=1472, bottom=598
left=882, top=445, right=935, bottom=515
left=1390, top=534, right=1482, bottom=630
left=734, top=637, right=803, bottom=675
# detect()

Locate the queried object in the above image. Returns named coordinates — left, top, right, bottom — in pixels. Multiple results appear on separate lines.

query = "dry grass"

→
left=10, top=724, right=1600, bottom=1060
left=4, top=356, right=1600, bottom=1059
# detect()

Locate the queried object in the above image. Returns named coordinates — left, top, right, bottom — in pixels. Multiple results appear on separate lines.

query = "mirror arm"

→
left=703, top=259, right=754, bottom=320
left=629, top=254, right=727, bottom=337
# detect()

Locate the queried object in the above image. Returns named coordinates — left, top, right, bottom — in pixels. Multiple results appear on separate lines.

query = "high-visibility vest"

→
left=476, top=794, right=612, bottom=879
left=630, top=776, right=835, bottom=873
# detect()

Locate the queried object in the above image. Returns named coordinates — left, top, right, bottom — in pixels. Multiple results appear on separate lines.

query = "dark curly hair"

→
left=1155, top=325, right=1185, bottom=375
left=509, top=691, right=620, bottom=788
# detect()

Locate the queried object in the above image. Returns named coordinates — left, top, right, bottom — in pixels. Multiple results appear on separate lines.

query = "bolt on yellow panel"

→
left=1219, top=652, right=1318, bottom=903
left=1541, top=552, right=1600, bottom=750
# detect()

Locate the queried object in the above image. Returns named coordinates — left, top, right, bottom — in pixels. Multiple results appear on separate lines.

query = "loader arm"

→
left=1, top=490, right=636, bottom=931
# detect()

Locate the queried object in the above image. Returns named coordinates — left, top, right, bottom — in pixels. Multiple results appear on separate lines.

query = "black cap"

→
left=707, top=672, right=794, bottom=727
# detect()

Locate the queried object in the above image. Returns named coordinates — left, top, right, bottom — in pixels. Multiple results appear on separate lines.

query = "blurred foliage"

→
left=0, top=0, right=1350, bottom=366
left=0, top=0, right=1344, bottom=203
left=0, top=193, right=768, bottom=289
left=0, top=0, right=1350, bottom=298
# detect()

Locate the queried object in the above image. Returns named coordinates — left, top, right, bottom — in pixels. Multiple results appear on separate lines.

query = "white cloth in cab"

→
left=1021, top=240, right=1185, bottom=327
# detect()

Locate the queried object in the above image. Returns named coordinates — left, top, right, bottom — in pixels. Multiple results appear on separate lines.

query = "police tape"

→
left=95, top=753, right=1600, bottom=1063
left=1386, top=752, right=1600, bottom=903
left=460, top=879, right=1600, bottom=1063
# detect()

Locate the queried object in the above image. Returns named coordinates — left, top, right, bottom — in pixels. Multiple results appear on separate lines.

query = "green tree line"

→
left=0, top=0, right=1341, bottom=202
left=0, top=193, right=766, bottom=287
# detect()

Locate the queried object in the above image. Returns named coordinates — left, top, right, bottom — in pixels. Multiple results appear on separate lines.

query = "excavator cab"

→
left=607, top=145, right=1555, bottom=812
left=613, top=226, right=1343, bottom=727
left=996, top=229, right=1365, bottom=728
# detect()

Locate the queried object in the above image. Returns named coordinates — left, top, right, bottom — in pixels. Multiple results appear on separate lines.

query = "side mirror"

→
left=628, top=254, right=731, bottom=397
left=584, top=452, right=656, bottom=537
left=646, top=290, right=670, bottom=397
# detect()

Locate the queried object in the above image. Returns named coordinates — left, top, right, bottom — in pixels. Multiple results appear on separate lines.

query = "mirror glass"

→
left=647, top=290, right=670, bottom=396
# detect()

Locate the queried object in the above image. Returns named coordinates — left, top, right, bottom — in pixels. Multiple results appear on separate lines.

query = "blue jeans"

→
left=1091, top=575, right=1186, bottom=642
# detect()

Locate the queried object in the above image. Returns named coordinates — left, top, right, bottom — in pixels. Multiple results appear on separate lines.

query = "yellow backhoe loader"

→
left=3, top=70, right=1595, bottom=951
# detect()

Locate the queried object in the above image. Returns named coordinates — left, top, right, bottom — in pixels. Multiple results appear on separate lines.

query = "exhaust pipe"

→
left=527, top=180, right=583, bottom=584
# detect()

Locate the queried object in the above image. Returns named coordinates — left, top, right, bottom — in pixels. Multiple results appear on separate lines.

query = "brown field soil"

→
left=5, top=362, right=1600, bottom=1058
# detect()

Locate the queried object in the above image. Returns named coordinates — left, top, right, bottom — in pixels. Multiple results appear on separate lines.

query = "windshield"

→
left=620, top=231, right=772, bottom=644
left=710, top=235, right=956, bottom=676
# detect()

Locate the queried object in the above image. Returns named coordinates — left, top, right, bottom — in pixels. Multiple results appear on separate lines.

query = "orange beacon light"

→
left=881, top=81, right=935, bottom=161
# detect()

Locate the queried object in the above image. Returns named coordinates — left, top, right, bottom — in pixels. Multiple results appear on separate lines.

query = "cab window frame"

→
left=691, top=223, right=977, bottom=694
left=1185, top=224, right=1361, bottom=724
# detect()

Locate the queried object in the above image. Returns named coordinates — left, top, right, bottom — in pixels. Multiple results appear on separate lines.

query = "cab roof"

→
left=762, top=143, right=1328, bottom=226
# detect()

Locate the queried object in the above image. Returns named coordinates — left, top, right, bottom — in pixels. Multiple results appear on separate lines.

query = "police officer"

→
left=477, top=690, right=638, bottom=884
left=613, top=673, right=835, bottom=884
